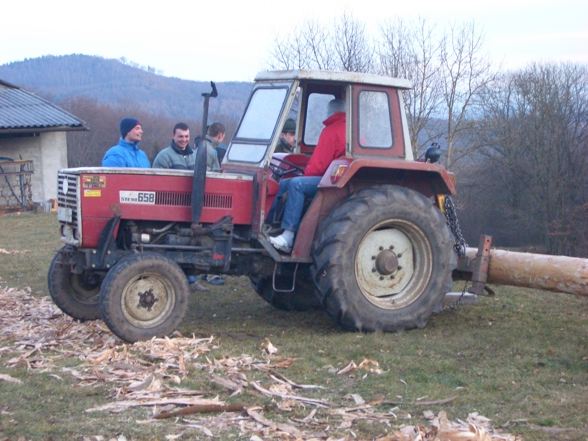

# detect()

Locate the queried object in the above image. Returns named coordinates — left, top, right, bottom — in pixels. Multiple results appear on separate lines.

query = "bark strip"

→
left=153, top=403, right=245, bottom=419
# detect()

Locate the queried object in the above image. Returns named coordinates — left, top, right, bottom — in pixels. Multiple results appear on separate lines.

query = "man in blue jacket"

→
left=102, top=118, right=151, bottom=167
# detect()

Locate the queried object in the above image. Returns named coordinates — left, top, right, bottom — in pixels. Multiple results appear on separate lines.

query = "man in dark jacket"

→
left=201, top=122, right=224, bottom=170
left=152, top=122, right=211, bottom=291
left=152, top=122, right=196, bottom=169
left=192, top=123, right=224, bottom=170
left=269, top=100, right=346, bottom=253
left=102, top=118, right=150, bottom=168
left=275, top=118, right=296, bottom=153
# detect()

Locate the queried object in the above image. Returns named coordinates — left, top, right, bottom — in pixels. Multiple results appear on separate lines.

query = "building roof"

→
left=0, top=80, right=86, bottom=133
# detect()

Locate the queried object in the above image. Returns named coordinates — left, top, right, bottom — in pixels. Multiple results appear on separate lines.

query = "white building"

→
left=0, top=79, right=86, bottom=209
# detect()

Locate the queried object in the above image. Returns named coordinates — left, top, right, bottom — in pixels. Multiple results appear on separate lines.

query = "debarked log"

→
left=464, top=247, right=588, bottom=297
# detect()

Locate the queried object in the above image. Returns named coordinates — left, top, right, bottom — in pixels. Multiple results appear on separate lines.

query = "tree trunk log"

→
left=465, top=248, right=588, bottom=297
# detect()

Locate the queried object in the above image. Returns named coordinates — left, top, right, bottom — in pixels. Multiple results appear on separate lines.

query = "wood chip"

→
left=251, top=381, right=330, bottom=408
left=0, top=373, right=22, bottom=384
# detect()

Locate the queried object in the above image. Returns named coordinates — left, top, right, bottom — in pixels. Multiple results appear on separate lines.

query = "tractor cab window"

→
left=228, top=86, right=289, bottom=163
left=303, top=93, right=336, bottom=146
left=358, top=90, right=393, bottom=149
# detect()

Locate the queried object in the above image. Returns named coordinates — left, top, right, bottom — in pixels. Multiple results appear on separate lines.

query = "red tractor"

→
left=49, top=70, right=462, bottom=342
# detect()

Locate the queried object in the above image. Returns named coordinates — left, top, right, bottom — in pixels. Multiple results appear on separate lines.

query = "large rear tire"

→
left=48, top=247, right=102, bottom=320
left=249, top=269, right=321, bottom=312
left=99, top=252, right=189, bottom=342
left=311, top=185, right=456, bottom=332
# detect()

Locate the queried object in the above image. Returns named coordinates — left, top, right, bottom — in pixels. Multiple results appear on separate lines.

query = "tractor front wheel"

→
left=99, top=252, right=189, bottom=342
left=48, top=247, right=102, bottom=320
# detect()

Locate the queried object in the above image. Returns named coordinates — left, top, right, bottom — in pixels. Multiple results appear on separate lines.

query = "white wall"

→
left=39, top=132, right=67, bottom=201
left=0, top=131, right=68, bottom=202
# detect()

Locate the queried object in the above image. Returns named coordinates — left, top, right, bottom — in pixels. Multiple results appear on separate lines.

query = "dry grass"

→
left=0, top=212, right=587, bottom=440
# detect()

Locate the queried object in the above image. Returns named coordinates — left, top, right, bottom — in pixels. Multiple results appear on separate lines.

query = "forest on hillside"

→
left=0, top=54, right=252, bottom=121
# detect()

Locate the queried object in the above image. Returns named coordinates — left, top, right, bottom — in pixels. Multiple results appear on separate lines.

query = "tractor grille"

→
left=57, top=172, right=81, bottom=246
left=156, top=191, right=232, bottom=209
left=204, top=194, right=232, bottom=209
left=57, top=172, right=79, bottom=227
left=155, top=192, right=191, bottom=206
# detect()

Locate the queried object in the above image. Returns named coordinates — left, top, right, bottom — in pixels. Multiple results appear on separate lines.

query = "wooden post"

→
left=464, top=247, right=588, bottom=297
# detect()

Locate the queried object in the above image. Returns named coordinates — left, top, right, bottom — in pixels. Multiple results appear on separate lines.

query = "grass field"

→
left=0, top=212, right=587, bottom=440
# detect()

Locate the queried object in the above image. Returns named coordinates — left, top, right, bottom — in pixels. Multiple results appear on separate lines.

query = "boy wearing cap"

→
left=102, top=117, right=151, bottom=168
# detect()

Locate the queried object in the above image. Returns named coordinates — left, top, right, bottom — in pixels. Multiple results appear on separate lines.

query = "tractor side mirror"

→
left=425, top=145, right=441, bottom=164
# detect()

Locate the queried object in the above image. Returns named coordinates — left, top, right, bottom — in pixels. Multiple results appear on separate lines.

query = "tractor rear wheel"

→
left=99, top=252, right=189, bottom=342
left=311, top=185, right=455, bottom=332
left=48, top=247, right=102, bottom=320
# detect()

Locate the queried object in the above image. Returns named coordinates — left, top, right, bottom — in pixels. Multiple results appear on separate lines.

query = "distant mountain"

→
left=0, top=54, right=252, bottom=121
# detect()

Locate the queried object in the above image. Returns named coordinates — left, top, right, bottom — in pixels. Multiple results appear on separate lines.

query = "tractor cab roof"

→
left=254, top=69, right=412, bottom=90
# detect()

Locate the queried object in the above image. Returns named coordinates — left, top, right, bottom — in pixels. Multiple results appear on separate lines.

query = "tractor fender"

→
left=318, top=158, right=456, bottom=198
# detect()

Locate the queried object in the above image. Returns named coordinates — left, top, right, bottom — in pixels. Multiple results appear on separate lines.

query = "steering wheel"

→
left=269, top=157, right=305, bottom=179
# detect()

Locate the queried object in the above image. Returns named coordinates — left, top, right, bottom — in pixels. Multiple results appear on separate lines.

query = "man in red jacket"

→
left=270, top=99, right=346, bottom=253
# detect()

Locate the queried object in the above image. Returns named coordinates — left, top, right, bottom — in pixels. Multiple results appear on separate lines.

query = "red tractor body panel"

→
left=325, top=158, right=457, bottom=196
left=70, top=170, right=254, bottom=248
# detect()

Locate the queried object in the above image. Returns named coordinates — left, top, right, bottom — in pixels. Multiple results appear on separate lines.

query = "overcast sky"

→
left=2, top=0, right=586, bottom=82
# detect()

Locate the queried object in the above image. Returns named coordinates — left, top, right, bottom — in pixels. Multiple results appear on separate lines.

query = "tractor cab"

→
left=220, top=70, right=415, bottom=236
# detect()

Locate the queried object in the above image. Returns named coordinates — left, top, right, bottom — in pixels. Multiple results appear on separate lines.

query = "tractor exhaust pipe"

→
left=191, top=81, right=218, bottom=230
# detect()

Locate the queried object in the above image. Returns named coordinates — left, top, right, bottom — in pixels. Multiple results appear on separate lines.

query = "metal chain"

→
left=443, top=196, right=469, bottom=311
left=444, top=196, right=467, bottom=257
left=442, top=280, right=469, bottom=311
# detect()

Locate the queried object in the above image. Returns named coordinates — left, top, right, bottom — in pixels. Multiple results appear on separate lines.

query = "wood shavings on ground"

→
left=0, top=248, right=29, bottom=254
left=0, top=287, right=519, bottom=440
left=377, top=411, right=519, bottom=440
left=337, top=358, right=384, bottom=375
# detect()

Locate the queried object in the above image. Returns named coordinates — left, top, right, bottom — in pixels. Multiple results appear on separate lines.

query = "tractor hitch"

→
left=453, top=235, right=493, bottom=296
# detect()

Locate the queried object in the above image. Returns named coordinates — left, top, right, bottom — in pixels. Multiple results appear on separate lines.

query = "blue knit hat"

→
left=120, top=117, right=140, bottom=138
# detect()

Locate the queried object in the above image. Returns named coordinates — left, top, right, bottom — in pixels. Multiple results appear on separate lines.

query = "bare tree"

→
left=376, top=19, right=497, bottom=167
left=269, top=17, right=494, bottom=165
left=267, top=19, right=335, bottom=71
left=266, top=10, right=373, bottom=73
left=301, top=19, right=337, bottom=70
left=439, top=21, right=497, bottom=169
left=61, top=97, right=121, bottom=167
left=475, top=62, right=588, bottom=255
left=61, top=97, right=197, bottom=166
left=333, top=9, right=374, bottom=73
left=377, top=17, right=444, bottom=158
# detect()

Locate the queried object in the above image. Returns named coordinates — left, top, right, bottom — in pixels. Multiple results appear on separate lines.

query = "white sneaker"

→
left=270, top=234, right=292, bottom=253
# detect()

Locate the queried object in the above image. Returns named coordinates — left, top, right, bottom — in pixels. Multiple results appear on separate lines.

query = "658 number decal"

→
left=119, top=191, right=156, bottom=204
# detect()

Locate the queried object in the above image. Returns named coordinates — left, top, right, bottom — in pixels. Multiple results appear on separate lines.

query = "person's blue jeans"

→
left=266, top=178, right=291, bottom=224
left=274, top=176, right=321, bottom=231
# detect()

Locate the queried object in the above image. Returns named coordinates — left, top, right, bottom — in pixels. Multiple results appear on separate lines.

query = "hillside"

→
left=0, top=54, right=252, bottom=121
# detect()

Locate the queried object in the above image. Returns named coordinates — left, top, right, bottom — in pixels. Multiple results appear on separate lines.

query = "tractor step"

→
left=442, top=292, right=478, bottom=306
